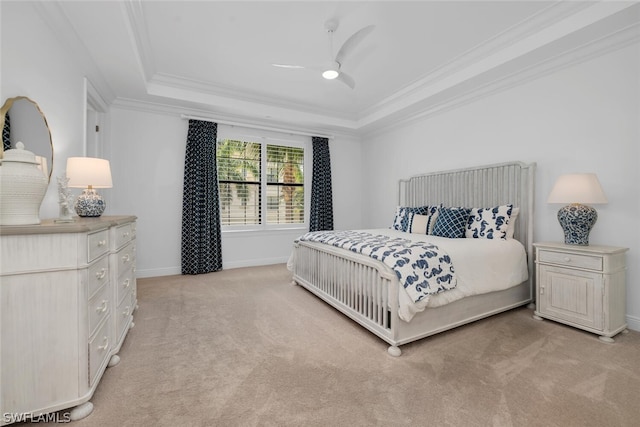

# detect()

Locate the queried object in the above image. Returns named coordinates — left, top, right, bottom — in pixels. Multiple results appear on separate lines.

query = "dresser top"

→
left=0, top=215, right=136, bottom=236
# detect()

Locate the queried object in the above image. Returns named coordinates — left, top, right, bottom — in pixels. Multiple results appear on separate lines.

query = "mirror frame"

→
left=0, top=96, right=54, bottom=182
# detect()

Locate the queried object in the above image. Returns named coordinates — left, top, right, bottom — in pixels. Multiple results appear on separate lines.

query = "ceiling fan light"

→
left=322, top=69, right=339, bottom=80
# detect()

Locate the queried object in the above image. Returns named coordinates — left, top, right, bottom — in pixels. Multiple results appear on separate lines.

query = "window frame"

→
left=216, top=127, right=310, bottom=233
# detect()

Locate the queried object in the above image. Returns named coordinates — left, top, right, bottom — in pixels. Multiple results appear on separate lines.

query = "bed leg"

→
left=387, top=345, right=402, bottom=357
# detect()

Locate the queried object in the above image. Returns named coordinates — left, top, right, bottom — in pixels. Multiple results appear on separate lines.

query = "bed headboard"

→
left=399, top=161, right=536, bottom=289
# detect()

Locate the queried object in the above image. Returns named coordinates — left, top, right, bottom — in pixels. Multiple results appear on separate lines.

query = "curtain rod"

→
left=180, top=114, right=334, bottom=139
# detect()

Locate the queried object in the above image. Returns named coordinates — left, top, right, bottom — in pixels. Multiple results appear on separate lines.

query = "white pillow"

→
left=506, top=207, right=520, bottom=239
left=409, top=211, right=439, bottom=234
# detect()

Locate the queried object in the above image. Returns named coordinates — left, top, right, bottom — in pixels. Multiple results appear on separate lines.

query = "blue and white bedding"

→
left=290, top=228, right=529, bottom=322
left=297, top=230, right=457, bottom=303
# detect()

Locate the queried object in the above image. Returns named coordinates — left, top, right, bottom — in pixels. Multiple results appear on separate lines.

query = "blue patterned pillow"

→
left=392, top=205, right=438, bottom=232
left=466, top=205, right=513, bottom=240
left=432, top=207, right=471, bottom=238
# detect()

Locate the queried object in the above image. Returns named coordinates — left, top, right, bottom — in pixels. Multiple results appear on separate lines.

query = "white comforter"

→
left=290, top=228, right=529, bottom=322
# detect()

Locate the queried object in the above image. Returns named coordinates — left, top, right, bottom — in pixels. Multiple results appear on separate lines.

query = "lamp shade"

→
left=66, top=157, right=113, bottom=189
left=547, top=173, right=607, bottom=205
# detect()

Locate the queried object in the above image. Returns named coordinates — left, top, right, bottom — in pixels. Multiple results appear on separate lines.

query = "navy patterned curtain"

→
left=181, top=120, right=222, bottom=274
left=309, top=136, right=334, bottom=232
left=3, top=113, right=11, bottom=151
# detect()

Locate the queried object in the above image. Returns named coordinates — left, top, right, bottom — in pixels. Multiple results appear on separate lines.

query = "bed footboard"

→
left=292, top=241, right=402, bottom=354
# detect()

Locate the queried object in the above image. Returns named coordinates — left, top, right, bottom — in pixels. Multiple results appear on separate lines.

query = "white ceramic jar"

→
left=0, top=141, right=48, bottom=225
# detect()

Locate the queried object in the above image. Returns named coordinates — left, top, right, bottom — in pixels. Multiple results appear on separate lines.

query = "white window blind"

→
left=217, top=136, right=305, bottom=228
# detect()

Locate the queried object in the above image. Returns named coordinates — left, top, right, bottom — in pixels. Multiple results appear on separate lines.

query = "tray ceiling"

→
left=45, top=1, right=640, bottom=134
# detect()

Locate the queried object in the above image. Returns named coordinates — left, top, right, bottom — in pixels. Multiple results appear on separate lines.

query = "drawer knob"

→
left=96, top=299, right=108, bottom=313
left=122, top=254, right=131, bottom=263
left=122, top=278, right=130, bottom=288
left=98, top=336, right=109, bottom=351
left=95, top=268, right=107, bottom=280
left=123, top=232, right=130, bottom=238
left=123, top=306, right=130, bottom=316
left=563, top=257, right=571, bottom=262
left=98, top=240, right=107, bottom=247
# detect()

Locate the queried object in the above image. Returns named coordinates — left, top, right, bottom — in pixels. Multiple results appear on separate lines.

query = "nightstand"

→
left=533, top=242, right=628, bottom=342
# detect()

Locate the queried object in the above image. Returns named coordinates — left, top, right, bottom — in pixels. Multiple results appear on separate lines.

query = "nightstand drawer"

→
left=538, top=249, right=602, bottom=271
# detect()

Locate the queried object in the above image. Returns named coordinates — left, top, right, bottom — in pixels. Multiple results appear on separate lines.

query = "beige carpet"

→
left=26, top=264, right=640, bottom=426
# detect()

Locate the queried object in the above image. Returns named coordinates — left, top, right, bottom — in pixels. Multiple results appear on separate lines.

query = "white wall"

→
left=108, top=107, right=363, bottom=276
left=1, top=1, right=89, bottom=218
left=361, top=43, right=640, bottom=330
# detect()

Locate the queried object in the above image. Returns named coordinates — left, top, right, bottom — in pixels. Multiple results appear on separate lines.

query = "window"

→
left=217, top=137, right=305, bottom=228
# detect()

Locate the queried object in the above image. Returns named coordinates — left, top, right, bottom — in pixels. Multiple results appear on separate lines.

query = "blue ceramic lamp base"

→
left=74, top=188, right=106, bottom=217
left=557, top=203, right=597, bottom=246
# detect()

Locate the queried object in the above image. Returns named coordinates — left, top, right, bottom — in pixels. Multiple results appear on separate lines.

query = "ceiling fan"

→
left=272, top=19, right=375, bottom=89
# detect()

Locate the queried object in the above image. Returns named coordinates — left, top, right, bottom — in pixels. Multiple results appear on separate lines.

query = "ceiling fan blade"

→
left=272, top=63, right=326, bottom=73
left=271, top=63, right=306, bottom=69
left=336, top=72, right=355, bottom=89
left=335, top=25, right=375, bottom=65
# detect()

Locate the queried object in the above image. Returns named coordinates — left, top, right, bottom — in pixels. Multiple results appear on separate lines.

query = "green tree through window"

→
left=217, top=139, right=304, bottom=226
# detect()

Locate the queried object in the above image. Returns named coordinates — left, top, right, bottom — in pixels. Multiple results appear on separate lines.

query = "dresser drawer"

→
left=115, top=223, right=134, bottom=249
left=87, top=256, right=109, bottom=298
left=116, top=292, right=133, bottom=342
left=88, top=229, right=109, bottom=262
left=88, top=283, right=110, bottom=336
left=116, top=268, right=135, bottom=305
left=88, top=316, right=111, bottom=386
left=116, top=242, right=136, bottom=278
left=538, top=249, right=603, bottom=271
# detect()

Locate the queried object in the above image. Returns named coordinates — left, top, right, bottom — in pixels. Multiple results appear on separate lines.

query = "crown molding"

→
left=359, top=1, right=592, bottom=120
left=147, top=72, right=358, bottom=122
left=121, top=0, right=156, bottom=82
left=110, top=97, right=361, bottom=140
left=361, top=18, right=640, bottom=138
left=357, top=1, right=639, bottom=130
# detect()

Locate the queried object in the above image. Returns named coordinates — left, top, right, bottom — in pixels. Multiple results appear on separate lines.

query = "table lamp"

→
left=66, top=157, right=113, bottom=217
left=547, top=173, right=607, bottom=246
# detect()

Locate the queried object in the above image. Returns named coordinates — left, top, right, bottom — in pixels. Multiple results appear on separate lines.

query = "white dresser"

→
left=533, top=242, right=628, bottom=342
left=0, top=216, right=137, bottom=425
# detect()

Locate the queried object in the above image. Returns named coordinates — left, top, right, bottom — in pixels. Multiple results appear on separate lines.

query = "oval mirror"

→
left=0, top=96, right=54, bottom=182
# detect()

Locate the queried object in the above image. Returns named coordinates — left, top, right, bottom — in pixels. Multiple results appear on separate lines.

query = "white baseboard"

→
left=136, top=257, right=289, bottom=279
left=222, top=256, right=289, bottom=270
left=626, top=314, right=640, bottom=332
left=136, top=266, right=181, bottom=278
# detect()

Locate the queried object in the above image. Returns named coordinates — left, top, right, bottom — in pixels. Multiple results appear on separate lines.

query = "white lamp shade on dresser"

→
left=66, top=157, right=113, bottom=217
left=66, top=157, right=113, bottom=189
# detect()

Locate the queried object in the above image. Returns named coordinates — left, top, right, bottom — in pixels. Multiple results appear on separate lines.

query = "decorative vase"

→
left=0, top=141, right=49, bottom=225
